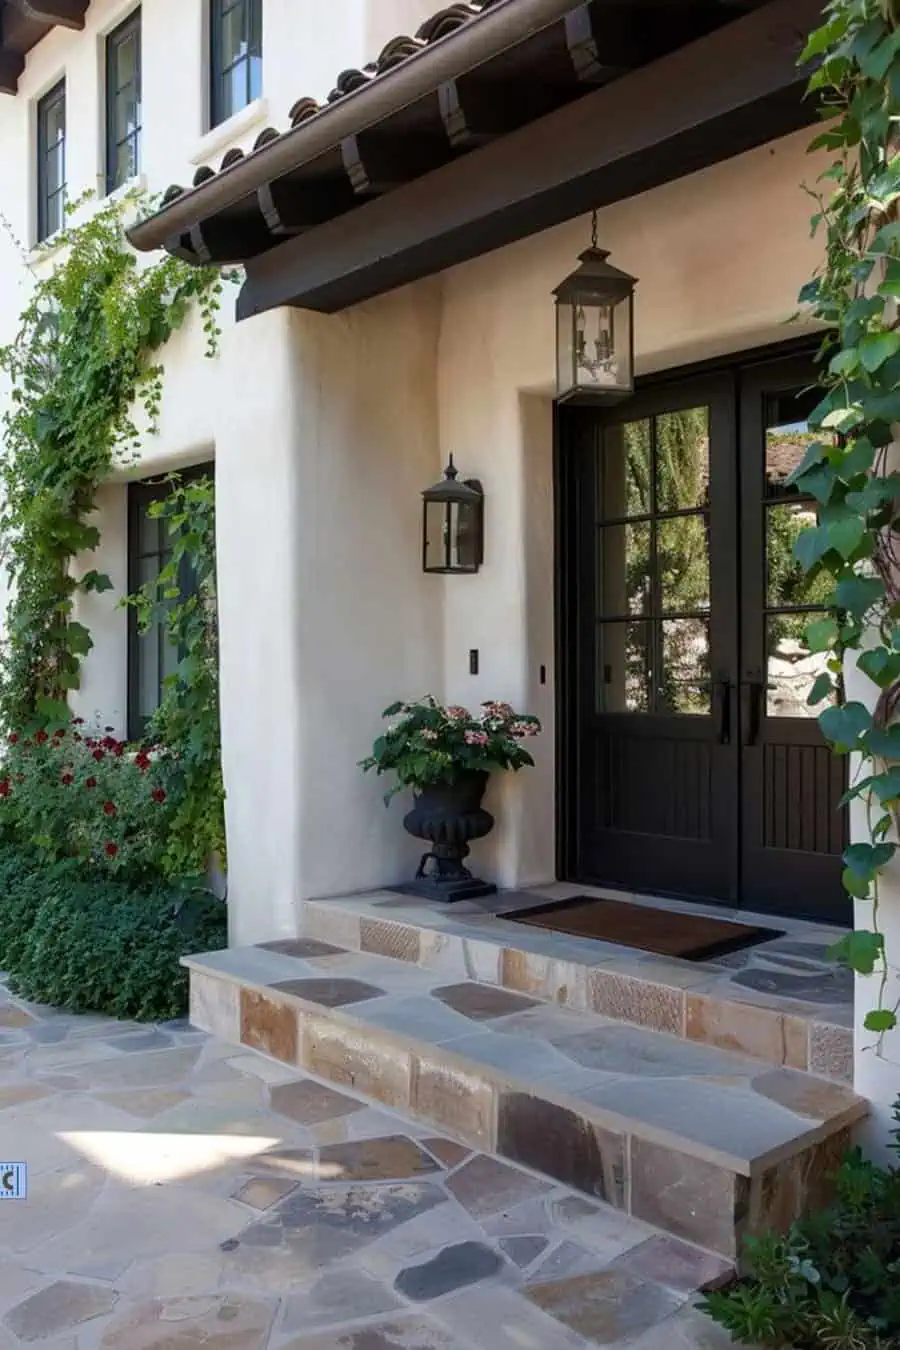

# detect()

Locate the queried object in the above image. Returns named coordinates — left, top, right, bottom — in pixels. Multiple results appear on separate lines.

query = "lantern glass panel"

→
left=424, top=498, right=450, bottom=572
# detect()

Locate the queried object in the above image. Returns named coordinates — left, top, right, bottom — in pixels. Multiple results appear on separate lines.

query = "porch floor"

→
left=0, top=974, right=740, bottom=1350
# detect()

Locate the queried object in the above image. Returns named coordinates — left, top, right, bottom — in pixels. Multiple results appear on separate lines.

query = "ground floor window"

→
left=127, top=463, right=214, bottom=740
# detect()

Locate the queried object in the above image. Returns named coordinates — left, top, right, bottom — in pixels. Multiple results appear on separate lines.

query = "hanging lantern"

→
left=554, top=211, right=637, bottom=404
left=422, top=457, right=484, bottom=574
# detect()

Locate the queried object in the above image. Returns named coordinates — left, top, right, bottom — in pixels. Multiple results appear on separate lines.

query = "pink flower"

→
left=464, top=730, right=489, bottom=746
left=446, top=706, right=470, bottom=721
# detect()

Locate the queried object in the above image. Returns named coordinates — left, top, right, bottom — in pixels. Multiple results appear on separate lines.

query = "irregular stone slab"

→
left=436, top=1287, right=593, bottom=1350
left=446, top=1155, right=550, bottom=1219
left=685, top=993, right=807, bottom=1068
left=422, top=1138, right=470, bottom=1169
left=270, top=1078, right=364, bottom=1125
left=497, top=1094, right=625, bottom=1208
left=394, top=1242, right=504, bottom=1302
left=269, top=978, right=384, bottom=1007
left=619, top=1302, right=744, bottom=1349
left=527, top=1240, right=610, bottom=1284
left=249, top=1147, right=316, bottom=1179
left=0, top=1084, right=52, bottom=1110
left=282, top=1317, right=465, bottom=1349
left=104, top=1031, right=173, bottom=1054
left=280, top=1271, right=401, bottom=1334
left=432, top=984, right=539, bottom=1022
left=65, top=1046, right=202, bottom=1089
left=527, top=1268, right=681, bottom=1343
left=233, top=1183, right=448, bottom=1266
left=231, top=1177, right=299, bottom=1210
left=258, top=939, right=345, bottom=958
left=100, top=1294, right=274, bottom=1350
left=499, top=1236, right=548, bottom=1269
left=27, top=1023, right=70, bottom=1044
left=629, top=1137, right=747, bottom=1259
left=316, top=1136, right=441, bottom=1183
left=93, top=1089, right=191, bottom=1119
left=0, top=1007, right=36, bottom=1029
left=612, top=1234, right=733, bottom=1293
left=732, top=966, right=853, bottom=1005
left=5, top=1280, right=117, bottom=1342
left=751, top=1067, right=861, bottom=1121
left=240, top=989, right=298, bottom=1064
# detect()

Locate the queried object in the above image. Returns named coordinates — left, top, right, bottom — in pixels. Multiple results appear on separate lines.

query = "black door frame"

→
left=554, top=333, right=828, bottom=893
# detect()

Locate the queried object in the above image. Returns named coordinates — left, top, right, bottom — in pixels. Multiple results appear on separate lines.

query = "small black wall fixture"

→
left=422, top=457, right=484, bottom=574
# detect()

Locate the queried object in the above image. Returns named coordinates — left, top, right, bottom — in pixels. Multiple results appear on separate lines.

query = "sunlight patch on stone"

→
left=57, top=1131, right=282, bottom=1184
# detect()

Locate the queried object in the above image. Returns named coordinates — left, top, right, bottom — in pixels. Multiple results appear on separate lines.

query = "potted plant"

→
left=360, top=695, right=541, bottom=901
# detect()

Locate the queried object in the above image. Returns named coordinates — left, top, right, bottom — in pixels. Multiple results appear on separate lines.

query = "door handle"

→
left=712, top=680, right=731, bottom=744
left=741, top=680, right=763, bottom=747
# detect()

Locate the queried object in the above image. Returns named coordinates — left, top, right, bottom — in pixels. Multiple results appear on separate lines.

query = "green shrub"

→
left=701, top=1103, right=900, bottom=1349
left=0, top=847, right=226, bottom=1021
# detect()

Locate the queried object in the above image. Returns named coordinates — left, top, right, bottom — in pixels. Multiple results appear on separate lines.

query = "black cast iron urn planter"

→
left=399, top=769, right=497, bottom=902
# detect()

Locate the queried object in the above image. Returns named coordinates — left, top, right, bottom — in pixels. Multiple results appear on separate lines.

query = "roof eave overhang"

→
left=0, top=0, right=89, bottom=94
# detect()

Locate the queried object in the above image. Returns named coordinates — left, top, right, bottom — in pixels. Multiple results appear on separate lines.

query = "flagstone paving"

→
left=0, top=976, right=743, bottom=1350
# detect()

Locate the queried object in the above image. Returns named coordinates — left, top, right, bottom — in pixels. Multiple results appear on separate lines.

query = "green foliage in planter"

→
left=701, top=1102, right=900, bottom=1349
left=0, top=854, right=226, bottom=1021
left=125, top=473, right=225, bottom=877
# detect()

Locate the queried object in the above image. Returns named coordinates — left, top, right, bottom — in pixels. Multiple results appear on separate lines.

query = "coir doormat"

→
left=505, top=895, right=783, bottom=961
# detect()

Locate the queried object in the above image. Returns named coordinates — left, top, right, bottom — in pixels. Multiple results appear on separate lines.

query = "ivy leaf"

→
left=819, top=700, right=872, bottom=750
left=66, top=622, right=93, bottom=657
left=845, top=475, right=900, bottom=512
left=833, top=574, right=884, bottom=616
left=830, top=930, right=884, bottom=975
left=828, top=348, right=859, bottom=377
left=35, top=696, right=70, bottom=728
left=864, top=1009, right=898, bottom=1033
left=806, top=616, right=839, bottom=653
left=807, top=673, right=834, bottom=706
left=859, top=330, right=900, bottom=372
left=793, top=526, right=828, bottom=571
left=878, top=257, right=900, bottom=299
left=826, top=515, right=866, bottom=558
left=785, top=439, right=829, bottom=484
left=863, top=724, right=900, bottom=758
left=798, top=12, right=849, bottom=62
left=80, top=570, right=114, bottom=594
left=870, top=767, right=900, bottom=804
left=837, top=437, right=875, bottom=479
left=843, top=841, right=896, bottom=882
left=858, top=647, right=900, bottom=687
left=796, top=463, right=836, bottom=504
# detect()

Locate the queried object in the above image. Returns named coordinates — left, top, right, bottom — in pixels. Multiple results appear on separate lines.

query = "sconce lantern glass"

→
left=554, top=229, right=636, bottom=405
left=422, top=458, right=484, bottom=574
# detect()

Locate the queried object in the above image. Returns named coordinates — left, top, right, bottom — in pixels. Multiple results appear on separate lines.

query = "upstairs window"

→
left=106, top=9, right=142, bottom=194
left=210, top=0, right=262, bottom=128
left=37, top=80, right=66, bottom=243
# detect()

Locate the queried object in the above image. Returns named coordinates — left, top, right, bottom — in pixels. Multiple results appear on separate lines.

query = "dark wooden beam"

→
left=0, top=47, right=24, bottom=93
left=12, top=0, right=87, bottom=28
left=437, top=76, right=560, bottom=148
left=238, top=0, right=821, bottom=318
left=340, top=132, right=451, bottom=196
left=257, top=179, right=356, bottom=236
left=188, top=217, right=276, bottom=266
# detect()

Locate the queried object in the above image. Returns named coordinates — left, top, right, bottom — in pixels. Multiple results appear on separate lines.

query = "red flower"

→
left=92, top=749, right=105, bottom=762
left=104, top=842, right=118, bottom=858
left=151, top=787, right=167, bottom=804
left=73, top=717, right=85, bottom=726
left=113, top=742, right=125, bottom=757
left=53, top=728, right=65, bottom=739
left=103, top=801, right=116, bottom=817
left=0, top=780, right=10, bottom=798
left=35, top=730, right=48, bottom=744
left=85, top=777, right=97, bottom=789
left=61, top=773, right=74, bottom=786
left=101, top=736, right=116, bottom=750
left=8, top=734, right=17, bottom=746
left=135, top=752, right=150, bottom=772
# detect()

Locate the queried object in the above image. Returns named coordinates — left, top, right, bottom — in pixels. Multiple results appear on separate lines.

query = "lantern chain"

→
left=591, top=209, right=598, bottom=249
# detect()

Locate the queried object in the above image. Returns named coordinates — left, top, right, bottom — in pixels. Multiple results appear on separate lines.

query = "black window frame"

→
left=127, top=463, right=215, bottom=743
left=105, top=8, right=142, bottom=196
left=209, top=0, right=262, bottom=129
left=36, top=79, right=66, bottom=244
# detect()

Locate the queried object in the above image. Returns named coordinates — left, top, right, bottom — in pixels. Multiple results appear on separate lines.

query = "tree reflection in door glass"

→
left=656, top=407, right=709, bottom=512
left=661, top=618, right=710, bottom=714
left=597, top=621, right=650, bottom=712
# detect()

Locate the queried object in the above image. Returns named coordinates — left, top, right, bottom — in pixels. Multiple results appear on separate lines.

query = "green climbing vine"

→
left=795, top=0, right=900, bottom=1037
left=126, top=472, right=225, bottom=878
left=0, top=188, right=225, bottom=733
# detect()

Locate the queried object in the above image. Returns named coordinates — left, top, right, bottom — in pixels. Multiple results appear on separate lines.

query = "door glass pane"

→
left=660, top=618, right=710, bottom=714
left=115, top=31, right=136, bottom=90
left=597, top=521, right=651, bottom=617
left=767, top=612, right=835, bottom=718
left=764, top=388, right=822, bottom=499
left=657, top=514, right=709, bottom=614
left=766, top=502, right=831, bottom=607
left=656, top=407, right=709, bottom=512
left=597, top=621, right=651, bottom=712
left=599, top=418, right=651, bottom=520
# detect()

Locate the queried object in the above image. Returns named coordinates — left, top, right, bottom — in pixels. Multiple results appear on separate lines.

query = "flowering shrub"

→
left=360, top=695, right=541, bottom=801
left=0, top=719, right=183, bottom=880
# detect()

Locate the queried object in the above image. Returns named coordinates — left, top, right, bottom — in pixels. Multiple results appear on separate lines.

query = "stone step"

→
left=298, top=891, right=854, bottom=1083
left=185, top=939, right=867, bottom=1263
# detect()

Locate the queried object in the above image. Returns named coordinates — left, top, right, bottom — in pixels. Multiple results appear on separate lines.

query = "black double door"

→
left=559, top=352, right=850, bottom=926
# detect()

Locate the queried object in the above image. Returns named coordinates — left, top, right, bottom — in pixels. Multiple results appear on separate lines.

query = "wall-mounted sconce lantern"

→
left=422, top=457, right=484, bottom=574
left=554, top=210, right=637, bottom=405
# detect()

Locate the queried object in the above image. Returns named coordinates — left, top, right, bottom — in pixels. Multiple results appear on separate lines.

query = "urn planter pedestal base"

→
left=392, top=876, right=497, bottom=904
